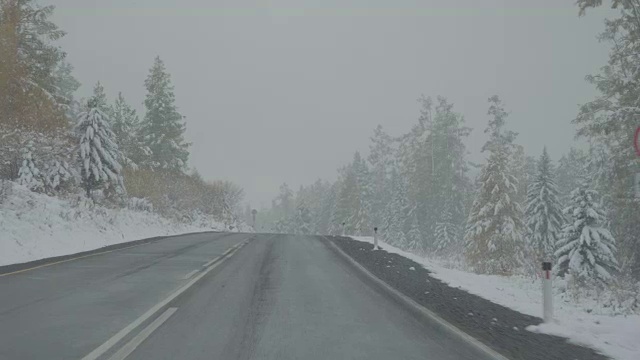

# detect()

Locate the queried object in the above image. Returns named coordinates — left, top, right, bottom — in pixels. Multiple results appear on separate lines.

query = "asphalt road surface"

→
left=0, top=233, right=494, bottom=360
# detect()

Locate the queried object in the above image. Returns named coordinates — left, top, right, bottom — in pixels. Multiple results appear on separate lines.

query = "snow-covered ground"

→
left=0, top=183, right=228, bottom=267
left=351, top=236, right=640, bottom=360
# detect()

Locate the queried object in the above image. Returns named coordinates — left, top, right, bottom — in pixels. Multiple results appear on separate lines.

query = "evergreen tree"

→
left=556, top=147, right=588, bottom=204
left=333, top=152, right=372, bottom=235
left=525, top=147, right=564, bottom=263
left=75, top=98, right=125, bottom=198
left=397, top=96, right=471, bottom=250
left=464, top=96, right=525, bottom=275
left=53, top=61, right=80, bottom=104
left=406, top=212, right=422, bottom=252
left=295, top=205, right=312, bottom=235
left=43, top=159, right=73, bottom=193
left=91, top=82, right=110, bottom=115
left=573, top=0, right=640, bottom=277
left=434, top=206, right=459, bottom=255
left=352, top=151, right=372, bottom=235
left=430, top=97, right=472, bottom=249
left=17, top=140, right=43, bottom=191
left=555, top=183, right=618, bottom=286
left=397, top=96, right=434, bottom=246
left=111, top=92, right=142, bottom=168
left=140, top=56, right=190, bottom=171
left=383, top=166, right=410, bottom=247
left=512, top=145, right=537, bottom=207
left=367, top=125, right=394, bottom=231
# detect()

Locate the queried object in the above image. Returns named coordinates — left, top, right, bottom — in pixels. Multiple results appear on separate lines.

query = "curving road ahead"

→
left=0, top=233, right=493, bottom=360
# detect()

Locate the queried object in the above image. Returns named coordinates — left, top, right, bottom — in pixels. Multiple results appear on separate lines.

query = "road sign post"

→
left=341, top=222, right=346, bottom=237
left=373, top=227, right=379, bottom=250
left=542, top=262, right=553, bottom=323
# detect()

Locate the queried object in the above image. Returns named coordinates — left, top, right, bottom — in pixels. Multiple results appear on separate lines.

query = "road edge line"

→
left=80, top=236, right=254, bottom=360
left=323, top=236, right=510, bottom=360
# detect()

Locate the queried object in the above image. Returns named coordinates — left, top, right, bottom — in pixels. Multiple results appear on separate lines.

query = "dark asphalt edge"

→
left=320, top=235, right=509, bottom=360
left=0, top=230, right=229, bottom=276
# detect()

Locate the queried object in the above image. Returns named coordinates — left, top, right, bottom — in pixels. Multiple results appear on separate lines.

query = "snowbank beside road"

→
left=350, top=236, right=640, bottom=360
left=0, top=183, right=226, bottom=267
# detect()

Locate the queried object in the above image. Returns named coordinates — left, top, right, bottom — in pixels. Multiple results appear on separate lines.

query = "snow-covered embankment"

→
left=0, top=183, right=222, bottom=267
left=350, top=236, right=640, bottom=360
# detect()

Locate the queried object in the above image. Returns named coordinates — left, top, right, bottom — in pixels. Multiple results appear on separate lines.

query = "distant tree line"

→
left=260, top=0, right=640, bottom=293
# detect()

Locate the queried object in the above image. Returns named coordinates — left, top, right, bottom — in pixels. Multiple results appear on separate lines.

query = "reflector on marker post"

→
left=373, top=227, right=379, bottom=250
left=542, top=262, right=553, bottom=323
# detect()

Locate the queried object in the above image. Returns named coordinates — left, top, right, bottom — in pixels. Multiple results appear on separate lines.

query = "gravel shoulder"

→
left=328, top=235, right=608, bottom=360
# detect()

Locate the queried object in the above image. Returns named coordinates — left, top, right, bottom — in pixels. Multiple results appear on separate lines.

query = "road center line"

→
left=202, top=256, right=221, bottom=268
left=182, top=270, right=199, bottom=280
left=107, top=307, right=178, bottom=360
left=80, top=237, right=252, bottom=360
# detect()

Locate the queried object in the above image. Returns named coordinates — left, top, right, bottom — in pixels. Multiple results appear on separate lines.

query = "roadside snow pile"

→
left=0, top=183, right=224, bottom=266
left=350, top=236, right=640, bottom=360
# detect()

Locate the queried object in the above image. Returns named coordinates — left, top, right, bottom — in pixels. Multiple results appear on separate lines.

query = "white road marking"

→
left=202, top=256, right=221, bottom=268
left=80, top=237, right=252, bottom=360
left=107, top=307, right=178, bottom=360
left=182, top=269, right=199, bottom=280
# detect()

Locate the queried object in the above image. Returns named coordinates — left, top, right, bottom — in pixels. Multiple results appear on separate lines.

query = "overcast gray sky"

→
left=51, top=0, right=612, bottom=207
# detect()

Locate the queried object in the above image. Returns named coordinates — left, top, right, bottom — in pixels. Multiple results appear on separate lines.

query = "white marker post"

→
left=542, top=262, right=553, bottom=323
left=373, top=227, right=379, bottom=250
left=341, top=222, right=346, bottom=237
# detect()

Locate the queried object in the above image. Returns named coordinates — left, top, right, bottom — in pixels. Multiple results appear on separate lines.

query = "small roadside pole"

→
left=542, top=261, right=553, bottom=323
left=341, top=222, right=346, bottom=236
left=373, top=227, right=379, bottom=250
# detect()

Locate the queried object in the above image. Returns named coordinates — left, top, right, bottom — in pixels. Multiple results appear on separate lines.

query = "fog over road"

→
left=0, top=233, right=491, bottom=360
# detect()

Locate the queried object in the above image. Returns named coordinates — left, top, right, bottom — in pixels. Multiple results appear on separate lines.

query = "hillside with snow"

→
left=0, top=182, right=230, bottom=267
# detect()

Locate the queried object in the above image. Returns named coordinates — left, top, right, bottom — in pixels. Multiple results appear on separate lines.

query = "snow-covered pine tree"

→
left=43, top=160, right=73, bottom=193
left=352, top=151, right=372, bottom=235
left=367, top=125, right=394, bottom=231
left=139, top=56, right=190, bottom=171
left=556, top=148, right=587, bottom=204
left=525, top=147, right=564, bottom=263
left=573, top=0, right=640, bottom=277
left=464, top=96, right=525, bottom=275
left=295, top=205, right=312, bottom=235
left=17, top=140, right=43, bottom=191
left=333, top=152, right=372, bottom=235
left=91, top=82, right=111, bottom=115
left=111, top=92, right=142, bottom=168
left=434, top=206, right=459, bottom=255
left=53, top=61, right=80, bottom=98
left=512, top=145, right=537, bottom=207
left=406, top=211, right=422, bottom=252
left=555, top=183, right=618, bottom=286
left=383, top=166, right=409, bottom=247
left=396, top=96, right=434, bottom=246
left=75, top=98, right=125, bottom=198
